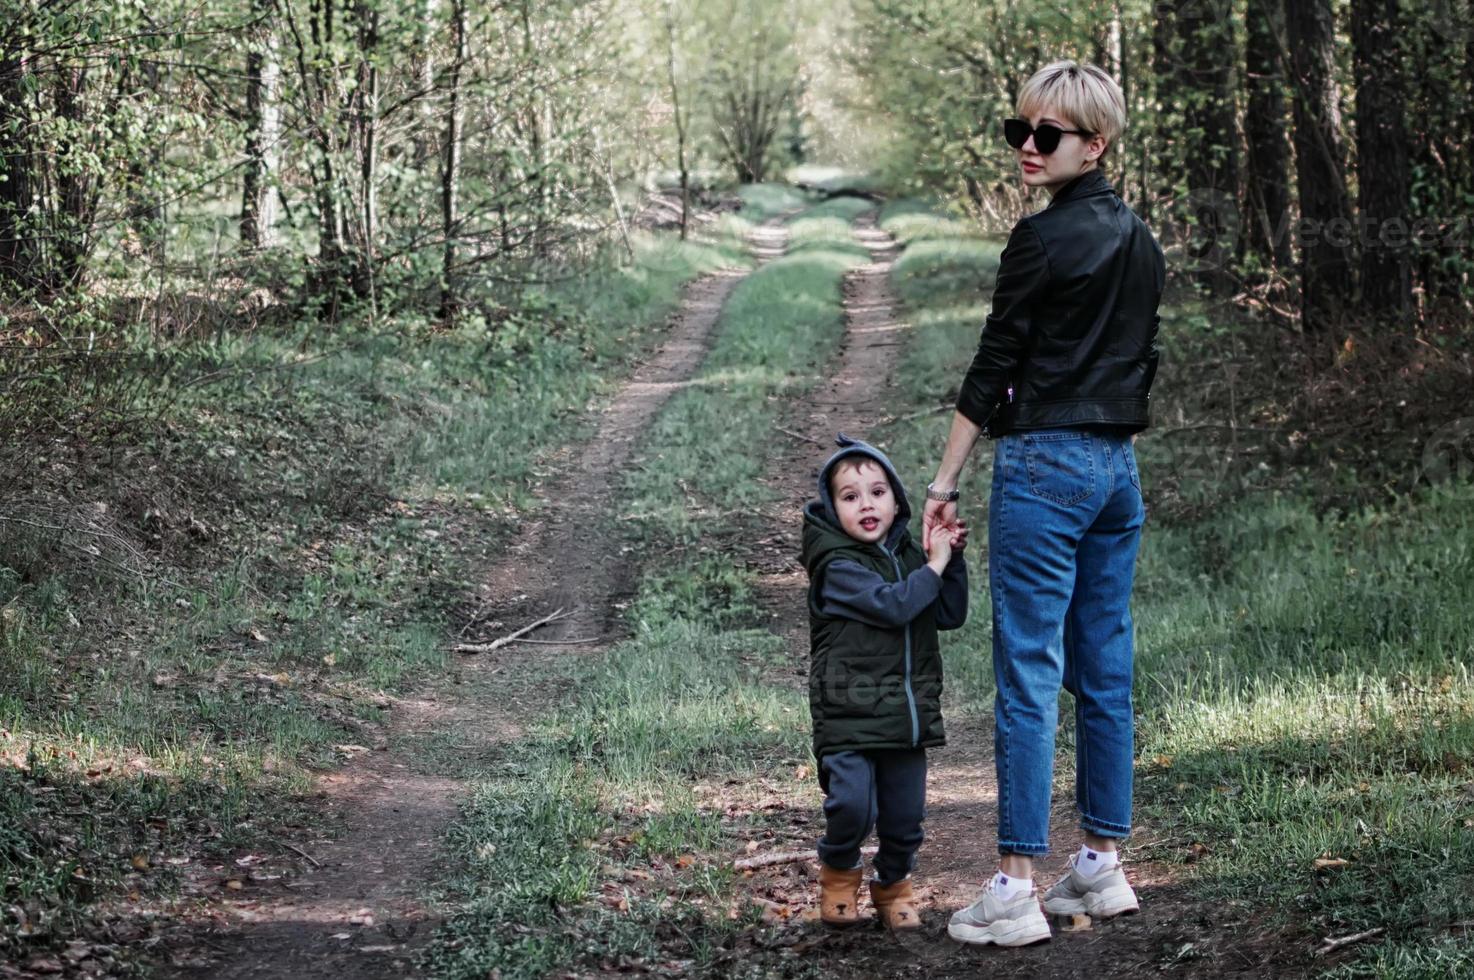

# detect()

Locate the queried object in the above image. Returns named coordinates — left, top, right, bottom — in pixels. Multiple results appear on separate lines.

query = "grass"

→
left=0, top=208, right=766, bottom=969
left=622, top=202, right=869, bottom=542
left=422, top=193, right=1474, bottom=977
left=423, top=559, right=816, bottom=980
left=1130, top=481, right=1474, bottom=967
left=424, top=197, right=876, bottom=977
left=866, top=199, right=1474, bottom=975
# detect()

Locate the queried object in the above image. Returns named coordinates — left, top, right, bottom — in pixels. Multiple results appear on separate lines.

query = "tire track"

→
left=163, top=214, right=793, bottom=980
left=751, top=210, right=909, bottom=585
left=485, top=214, right=791, bottom=646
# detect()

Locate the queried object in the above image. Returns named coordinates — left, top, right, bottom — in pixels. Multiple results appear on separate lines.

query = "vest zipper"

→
left=881, top=541, right=921, bottom=747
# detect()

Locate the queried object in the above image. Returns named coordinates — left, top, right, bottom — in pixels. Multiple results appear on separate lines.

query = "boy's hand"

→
left=948, top=519, right=969, bottom=552
left=922, top=498, right=956, bottom=551
left=926, top=528, right=953, bottom=573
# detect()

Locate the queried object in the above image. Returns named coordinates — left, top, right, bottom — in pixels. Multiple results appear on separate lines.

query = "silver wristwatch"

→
left=925, top=482, right=960, bottom=503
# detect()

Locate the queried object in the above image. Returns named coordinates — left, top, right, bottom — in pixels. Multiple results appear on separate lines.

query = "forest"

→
left=2, top=0, right=1471, bottom=976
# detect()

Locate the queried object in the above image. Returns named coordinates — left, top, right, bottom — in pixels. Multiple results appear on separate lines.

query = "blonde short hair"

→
left=1016, top=60, right=1126, bottom=161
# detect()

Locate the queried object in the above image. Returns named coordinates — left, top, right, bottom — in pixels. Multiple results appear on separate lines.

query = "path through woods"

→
left=166, top=205, right=1272, bottom=979
left=164, top=217, right=794, bottom=979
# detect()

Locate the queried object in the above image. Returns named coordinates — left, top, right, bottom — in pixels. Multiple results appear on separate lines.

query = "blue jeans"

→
left=988, top=427, right=1144, bottom=855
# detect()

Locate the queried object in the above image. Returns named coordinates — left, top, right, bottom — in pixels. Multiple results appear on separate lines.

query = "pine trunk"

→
left=1242, top=0, right=1293, bottom=279
left=1285, top=0, right=1355, bottom=332
left=1177, top=0, right=1240, bottom=296
left=1351, top=0, right=1412, bottom=321
left=439, top=0, right=467, bottom=322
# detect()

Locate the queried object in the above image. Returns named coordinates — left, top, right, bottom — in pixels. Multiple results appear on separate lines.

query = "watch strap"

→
left=926, top=482, right=960, bottom=503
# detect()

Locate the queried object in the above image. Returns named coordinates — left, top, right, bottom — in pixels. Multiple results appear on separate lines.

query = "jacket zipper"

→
left=881, top=541, right=921, bottom=747
left=982, top=383, right=1015, bottom=439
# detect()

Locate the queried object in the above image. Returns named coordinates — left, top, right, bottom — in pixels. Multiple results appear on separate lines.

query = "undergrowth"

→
left=0, top=203, right=768, bottom=969
left=866, top=198, right=1474, bottom=977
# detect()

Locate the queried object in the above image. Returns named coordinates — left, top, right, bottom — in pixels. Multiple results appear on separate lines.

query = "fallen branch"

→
left=735, top=845, right=876, bottom=871
left=889, top=403, right=953, bottom=424
left=1315, top=927, right=1384, bottom=957
left=457, top=596, right=501, bottom=639
left=775, top=425, right=824, bottom=446
left=279, top=840, right=322, bottom=868
left=453, top=608, right=570, bottom=654
left=506, top=636, right=601, bottom=646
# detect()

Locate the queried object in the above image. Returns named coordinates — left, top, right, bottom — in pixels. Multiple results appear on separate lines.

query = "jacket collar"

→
left=1045, top=167, right=1113, bottom=208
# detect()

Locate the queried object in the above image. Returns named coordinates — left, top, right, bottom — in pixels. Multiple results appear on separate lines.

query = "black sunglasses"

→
left=1003, top=118, right=1094, bottom=155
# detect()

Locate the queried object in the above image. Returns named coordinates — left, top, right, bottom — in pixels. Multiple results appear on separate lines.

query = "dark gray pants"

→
left=816, top=748, right=927, bottom=885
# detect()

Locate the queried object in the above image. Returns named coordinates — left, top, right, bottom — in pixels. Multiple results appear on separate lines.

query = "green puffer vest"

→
left=801, top=506, right=946, bottom=759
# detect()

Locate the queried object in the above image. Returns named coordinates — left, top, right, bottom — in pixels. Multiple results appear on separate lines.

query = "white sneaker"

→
left=1042, top=854, right=1140, bottom=919
left=947, top=873, right=1051, bottom=947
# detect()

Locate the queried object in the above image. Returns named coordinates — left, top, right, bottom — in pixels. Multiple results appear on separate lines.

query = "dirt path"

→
left=161, top=215, right=793, bottom=980
left=491, top=215, right=790, bottom=645
left=745, top=212, right=1264, bottom=978
left=750, top=211, right=910, bottom=580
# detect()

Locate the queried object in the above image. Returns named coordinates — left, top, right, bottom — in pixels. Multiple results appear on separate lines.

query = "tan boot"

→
left=819, top=864, right=865, bottom=926
left=870, top=876, right=922, bottom=930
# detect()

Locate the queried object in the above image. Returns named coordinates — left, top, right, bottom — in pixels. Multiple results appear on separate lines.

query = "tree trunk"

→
left=1176, top=0, right=1240, bottom=295
left=354, top=2, right=380, bottom=296
left=413, top=0, right=438, bottom=163
left=309, top=0, right=351, bottom=305
left=521, top=0, right=548, bottom=257
left=663, top=0, right=689, bottom=240
left=1242, top=0, right=1293, bottom=280
left=53, top=65, right=97, bottom=288
left=1111, top=2, right=1129, bottom=205
left=240, top=8, right=282, bottom=251
left=0, top=46, right=37, bottom=290
left=1351, top=0, right=1411, bottom=321
left=314, top=150, right=347, bottom=270
left=1406, top=5, right=1465, bottom=304
left=439, top=0, right=466, bottom=322
left=126, top=60, right=165, bottom=266
left=1285, top=0, right=1355, bottom=332
left=1147, top=3, right=1179, bottom=225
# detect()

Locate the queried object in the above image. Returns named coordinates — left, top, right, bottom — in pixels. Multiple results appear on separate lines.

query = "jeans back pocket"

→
left=1022, top=432, right=1095, bottom=506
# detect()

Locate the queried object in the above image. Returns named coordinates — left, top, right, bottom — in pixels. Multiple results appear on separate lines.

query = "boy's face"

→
left=830, top=459, right=898, bottom=545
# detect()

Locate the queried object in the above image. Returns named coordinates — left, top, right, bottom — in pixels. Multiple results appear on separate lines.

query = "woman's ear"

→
left=1087, top=133, right=1108, bottom=163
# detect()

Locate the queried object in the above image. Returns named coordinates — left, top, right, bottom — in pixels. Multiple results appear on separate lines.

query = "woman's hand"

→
left=925, top=412, right=983, bottom=548
left=922, top=498, right=957, bottom=551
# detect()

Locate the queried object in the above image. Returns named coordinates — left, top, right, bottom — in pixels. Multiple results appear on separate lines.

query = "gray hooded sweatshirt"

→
left=808, top=434, right=968, bottom=631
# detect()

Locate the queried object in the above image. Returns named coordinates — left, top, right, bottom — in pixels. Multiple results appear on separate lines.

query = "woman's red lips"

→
left=1022, top=162, right=1042, bottom=172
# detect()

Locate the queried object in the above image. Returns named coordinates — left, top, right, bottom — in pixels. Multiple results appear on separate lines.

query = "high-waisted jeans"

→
left=988, top=427, right=1145, bottom=855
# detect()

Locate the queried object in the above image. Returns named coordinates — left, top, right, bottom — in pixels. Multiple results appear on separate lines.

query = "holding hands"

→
left=923, top=498, right=967, bottom=572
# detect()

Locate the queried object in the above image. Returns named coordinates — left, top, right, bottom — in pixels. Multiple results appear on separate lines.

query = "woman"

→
left=923, top=61, right=1165, bottom=947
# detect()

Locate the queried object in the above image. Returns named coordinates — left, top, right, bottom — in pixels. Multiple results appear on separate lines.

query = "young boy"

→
left=800, top=433, right=968, bottom=929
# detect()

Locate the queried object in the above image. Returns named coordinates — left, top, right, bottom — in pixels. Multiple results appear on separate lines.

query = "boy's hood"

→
left=802, top=433, right=913, bottom=557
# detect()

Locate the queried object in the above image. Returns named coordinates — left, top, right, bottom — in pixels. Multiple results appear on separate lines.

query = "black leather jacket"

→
left=955, top=168, right=1165, bottom=438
